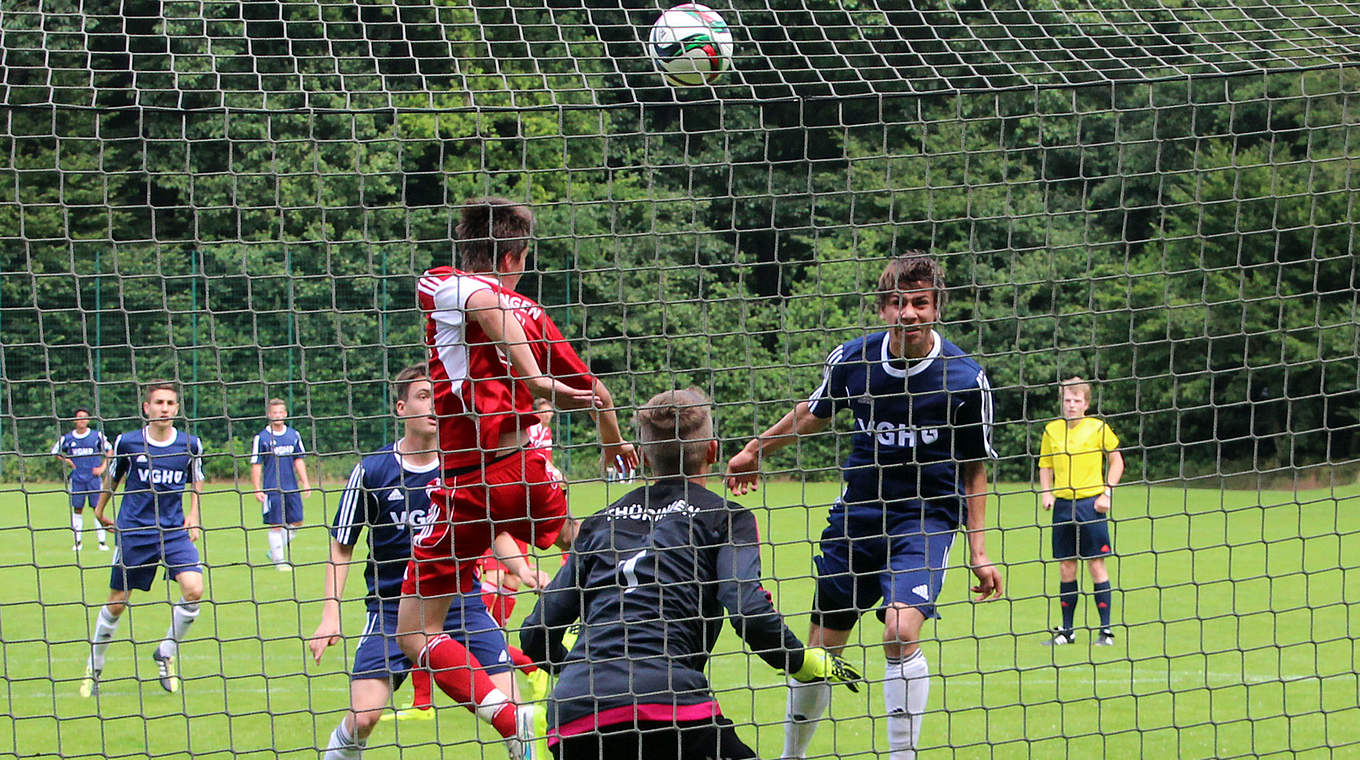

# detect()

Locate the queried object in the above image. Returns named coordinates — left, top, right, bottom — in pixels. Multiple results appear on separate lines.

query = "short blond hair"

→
left=635, top=388, right=713, bottom=477
left=1060, top=376, right=1092, bottom=403
left=267, top=398, right=287, bottom=409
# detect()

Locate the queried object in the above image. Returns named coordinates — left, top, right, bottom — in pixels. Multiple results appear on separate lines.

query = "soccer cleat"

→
left=79, top=665, right=101, bottom=697
left=152, top=649, right=180, bottom=693
left=379, top=698, right=434, bottom=722
left=1095, top=628, right=1116, bottom=647
left=98, top=543, right=110, bottom=552
left=1042, top=628, right=1076, bottom=647
left=72, top=543, right=83, bottom=552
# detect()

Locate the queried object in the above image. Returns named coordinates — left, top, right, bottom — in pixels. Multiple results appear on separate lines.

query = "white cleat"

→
left=152, top=650, right=180, bottom=693
left=98, top=543, right=110, bottom=552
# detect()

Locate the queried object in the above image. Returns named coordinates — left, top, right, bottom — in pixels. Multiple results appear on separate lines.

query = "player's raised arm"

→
left=465, top=287, right=597, bottom=410
left=726, top=401, right=831, bottom=495
left=586, top=378, right=638, bottom=476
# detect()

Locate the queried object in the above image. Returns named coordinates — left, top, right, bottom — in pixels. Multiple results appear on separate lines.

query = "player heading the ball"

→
left=522, top=388, right=861, bottom=760
left=396, top=197, right=638, bottom=759
left=727, top=253, right=1003, bottom=760
left=82, top=380, right=205, bottom=698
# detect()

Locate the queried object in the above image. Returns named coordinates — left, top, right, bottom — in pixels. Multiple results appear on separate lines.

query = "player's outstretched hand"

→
left=527, top=378, right=598, bottom=411
left=602, top=441, right=639, bottom=478
left=308, top=619, right=341, bottom=665
left=792, top=647, right=862, bottom=692
left=970, top=561, right=1004, bottom=601
left=725, top=449, right=761, bottom=495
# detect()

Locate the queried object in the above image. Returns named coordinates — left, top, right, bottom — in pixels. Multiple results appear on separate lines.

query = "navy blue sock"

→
left=1059, top=580, right=1079, bottom=632
left=1092, top=581, right=1113, bottom=628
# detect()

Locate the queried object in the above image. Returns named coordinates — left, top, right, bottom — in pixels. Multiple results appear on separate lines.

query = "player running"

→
left=727, top=253, right=1003, bottom=760
left=52, top=407, right=112, bottom=552
left=522, top=388, right=861, bottom=760
left=82, top=381, right=205, bottom=698
left=396, top=197, right=637, bottom=758
left=251, top=398, right=312, bottom=571
left=1038, top=376, right=1125, bottom=647
left=309, top=366, right=520, bottom=759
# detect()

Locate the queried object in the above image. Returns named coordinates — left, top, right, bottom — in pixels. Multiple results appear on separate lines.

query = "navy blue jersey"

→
left=522, top=478, right=804, bottom=734
left=52, top=429, right=110, bottom=478
left=808, top=330, right=996, bottom=502
left=251, top=425, right=305, bottom=491
left=331, top=442, right=439, bottom=609
left=109, top=428, right=204, bottom=537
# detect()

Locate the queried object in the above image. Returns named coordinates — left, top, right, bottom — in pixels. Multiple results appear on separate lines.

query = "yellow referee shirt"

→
left=1039, top=417, right=1120, bottom=499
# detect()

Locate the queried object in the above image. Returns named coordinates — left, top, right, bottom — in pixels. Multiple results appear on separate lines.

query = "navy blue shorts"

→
left=1051, top=496, right=1112, bottom=560
left=811, top=477, right=960, bottom=630
left=262, top=491, right=304, bottom=525
left=352, top=593, right=512, bottom=684
left=111, top=532, right=202, bottom=592
left=70, top=474, right=101, bottom=510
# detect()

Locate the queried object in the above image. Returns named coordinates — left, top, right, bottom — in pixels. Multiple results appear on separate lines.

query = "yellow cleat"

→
left=378, top=699, right=434, bottom=722
left=152, top=650, right=179, bottom=693
left=79, top=665, right=100, bottom=698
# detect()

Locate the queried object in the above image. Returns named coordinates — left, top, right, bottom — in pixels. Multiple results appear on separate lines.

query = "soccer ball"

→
left=647, top=3, right=734, bottom=87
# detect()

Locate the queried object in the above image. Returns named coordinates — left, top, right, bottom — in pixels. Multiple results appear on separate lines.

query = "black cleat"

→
left=1095, top=628, right=1116, bottom=647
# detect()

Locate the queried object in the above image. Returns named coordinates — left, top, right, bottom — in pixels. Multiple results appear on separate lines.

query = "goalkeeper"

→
left=521, top=388, right=860, bottom=760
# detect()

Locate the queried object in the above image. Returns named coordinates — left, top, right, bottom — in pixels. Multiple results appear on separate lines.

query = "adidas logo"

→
left=386, top=489, right=403, bottom=502
left=912, top=584, right=929, bottom=599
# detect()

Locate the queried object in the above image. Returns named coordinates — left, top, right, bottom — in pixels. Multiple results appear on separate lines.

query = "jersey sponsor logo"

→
left=136, top=467, right=186, bottom=485
left=70, top=447, right=98, bottom=456
left=388, top=507, right=429, bottom=533
left=603, top=498, right=700, bottom=522
left=855, top=418, right=940, bottom=448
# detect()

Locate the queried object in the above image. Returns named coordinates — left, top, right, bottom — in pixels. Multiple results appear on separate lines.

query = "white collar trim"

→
left=393, top=439, right=440, bottom=474
left=880, top=330, right=941, bottom=378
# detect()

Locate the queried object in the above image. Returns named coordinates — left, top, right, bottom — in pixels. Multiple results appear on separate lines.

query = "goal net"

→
left=2, top=1, right=1358, bottom=758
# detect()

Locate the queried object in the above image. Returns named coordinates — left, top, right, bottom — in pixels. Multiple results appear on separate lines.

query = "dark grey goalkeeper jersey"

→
left=521, top=477, right=807, bottom=741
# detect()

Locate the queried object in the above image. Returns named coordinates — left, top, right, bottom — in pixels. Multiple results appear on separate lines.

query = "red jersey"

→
left=418, top=267, right=594, bottom=471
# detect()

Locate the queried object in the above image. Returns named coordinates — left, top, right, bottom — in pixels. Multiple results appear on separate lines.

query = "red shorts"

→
left=402, top=448, right=567, bottom=598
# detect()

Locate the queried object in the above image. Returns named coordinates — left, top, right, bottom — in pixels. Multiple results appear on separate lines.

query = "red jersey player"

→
left=395, top=197, right=637, bottom=758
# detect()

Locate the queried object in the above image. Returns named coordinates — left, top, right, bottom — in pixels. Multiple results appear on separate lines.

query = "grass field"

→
left=1, top=477, right=1358, bottom=759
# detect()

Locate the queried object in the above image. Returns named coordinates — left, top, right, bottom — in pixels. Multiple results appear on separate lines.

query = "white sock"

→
left=96, top=525, right=108, bottom=544
left=267, top=528, right=286, bottom=564
left=90, top=607, right=121, bottom=670
left=71, top=514, right=83, bottom=545
left=157, top=598, right=201, bottom=659
left=473, top=688, right=511, bottom=725
left=323, top=718, right=365, bottom=760
left=783, top=679, right=832, bottom=758
left=287, top=527, right=298, bottom=544
left=882, top=650, right=930, bottom=760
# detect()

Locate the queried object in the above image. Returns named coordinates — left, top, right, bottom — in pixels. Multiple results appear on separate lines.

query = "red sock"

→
left=507, top=645, right=537, bottom=674
left=419, top=634, right=516, bottom=738
left=411, top=665, right=433, bottom=709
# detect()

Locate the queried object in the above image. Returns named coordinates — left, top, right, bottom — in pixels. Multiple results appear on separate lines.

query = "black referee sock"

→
left=1092, top=581, right=1113, bottom=629
left=1059, top=580, right=1079, bottom=632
